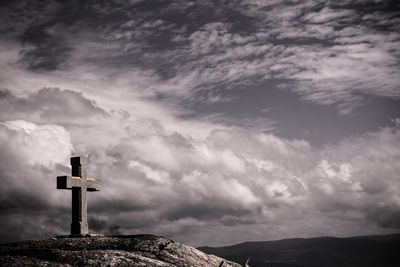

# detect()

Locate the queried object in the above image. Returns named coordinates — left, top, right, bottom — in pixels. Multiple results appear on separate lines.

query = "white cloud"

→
left=303, top=7, right=353, bottom=23
left=0, top=119, right=73, bottom=241
left=109, top=118, right=400, bottom=244
left=0, top=120, right=72, bottom=166
left=1, top=106, right=400, bottom=245
left=128, top=160, right=170, bottom=184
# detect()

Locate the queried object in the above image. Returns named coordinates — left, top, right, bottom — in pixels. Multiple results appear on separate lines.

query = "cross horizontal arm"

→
left=87, top=178, right=101, bottom=191
left=57, top=176, right=82, bottom=189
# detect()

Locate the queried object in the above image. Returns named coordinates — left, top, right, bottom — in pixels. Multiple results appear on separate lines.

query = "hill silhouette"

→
left=198, top=233, right=400, bottom=267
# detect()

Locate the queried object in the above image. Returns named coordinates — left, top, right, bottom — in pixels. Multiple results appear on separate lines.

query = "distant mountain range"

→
left=198, top=233, right=400, bottom=267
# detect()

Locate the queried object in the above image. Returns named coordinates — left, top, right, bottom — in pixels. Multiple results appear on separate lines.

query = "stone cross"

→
left=57, top=156, right=101, bottom=235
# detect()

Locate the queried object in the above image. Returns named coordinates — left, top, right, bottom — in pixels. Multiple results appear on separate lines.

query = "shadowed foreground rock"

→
left=0, top=235, right=240, bottom=267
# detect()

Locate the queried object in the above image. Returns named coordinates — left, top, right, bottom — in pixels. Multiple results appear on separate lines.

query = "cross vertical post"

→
left=57, top=156, right=101, bottom=236
left=71, top=157, right=88, bottom=235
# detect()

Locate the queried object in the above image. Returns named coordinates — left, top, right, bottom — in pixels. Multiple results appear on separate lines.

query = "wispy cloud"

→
left=2, top=0, right=399, bottom=114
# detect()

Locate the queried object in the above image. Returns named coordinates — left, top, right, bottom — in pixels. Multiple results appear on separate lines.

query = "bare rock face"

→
left=0, top=235, right=241, bottom=267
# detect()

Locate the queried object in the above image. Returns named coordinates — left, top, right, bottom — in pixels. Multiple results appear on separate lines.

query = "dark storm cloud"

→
left=0, top=211, right=69, bottom=243
left=21, top=29, right=73, bottom=72
left=0, top=0, right=68, bottom=71
left=163, top=202, right=254, bottom=222
left=91, top=197, right=157, bottom=214
left=89, top=218, right=121, bottom=235
left=0, top=0, right=61, bottom=36
left=368, top=207, right=400, bottom=229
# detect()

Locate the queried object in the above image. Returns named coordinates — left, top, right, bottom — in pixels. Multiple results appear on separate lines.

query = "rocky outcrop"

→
left=0, top=235, right=240, bottom=266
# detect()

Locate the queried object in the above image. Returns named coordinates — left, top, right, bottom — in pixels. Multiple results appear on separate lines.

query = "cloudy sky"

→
left=1, top=0, right=400, bottom=247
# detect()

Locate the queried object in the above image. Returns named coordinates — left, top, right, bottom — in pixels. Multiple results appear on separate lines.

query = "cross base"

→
left=55, top=233, right=105, bottom=238
left=71, top=222, right=88, bottom=236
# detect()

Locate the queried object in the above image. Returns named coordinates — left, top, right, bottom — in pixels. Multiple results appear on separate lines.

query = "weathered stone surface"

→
left=0, top=235, right=241, bottom=267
